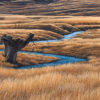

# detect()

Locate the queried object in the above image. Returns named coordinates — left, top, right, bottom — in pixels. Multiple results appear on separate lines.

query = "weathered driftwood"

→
left=1, top=33, right=34, bottom=64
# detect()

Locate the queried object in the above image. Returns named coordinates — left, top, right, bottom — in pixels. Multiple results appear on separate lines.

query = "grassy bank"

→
left=0, top=63, right=100, bottom=100
left=0, top=15, right=100, bottom=100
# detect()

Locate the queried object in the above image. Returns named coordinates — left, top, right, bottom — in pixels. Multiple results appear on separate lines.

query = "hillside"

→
left=0, top=0, right=100, bottom=16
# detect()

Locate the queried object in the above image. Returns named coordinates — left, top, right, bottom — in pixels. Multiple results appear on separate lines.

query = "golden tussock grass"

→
left=1, top=0, right=100, bottom=16
left=0, top=29, right=63, bottom=41
left=23, top=29, right=100, bottom=58
left=0, top=63, right=100, bottom=100
left=32, top=17, right=100, bottom=25
left=0, top=52, right=58, bottom=68
left=0, top=24, right=69, bottom=35
left=0, top=15, right=100, bottom=100
left=75, top=29, right=100, bottom=39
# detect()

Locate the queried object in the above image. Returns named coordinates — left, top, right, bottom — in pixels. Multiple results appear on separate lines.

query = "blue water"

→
left=33, top=31, right=84, bottom=43
left=0, top=31, right=88, bottom=69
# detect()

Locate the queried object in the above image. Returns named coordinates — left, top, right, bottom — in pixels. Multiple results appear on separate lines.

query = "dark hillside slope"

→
left=0, top=0, right=100, bottom=16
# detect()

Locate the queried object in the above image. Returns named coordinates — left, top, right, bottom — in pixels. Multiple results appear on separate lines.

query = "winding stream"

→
left=0, top=31, right=88, bottom=69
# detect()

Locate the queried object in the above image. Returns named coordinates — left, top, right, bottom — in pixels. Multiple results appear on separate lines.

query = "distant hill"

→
left=0, top=0, right=100, bottom=16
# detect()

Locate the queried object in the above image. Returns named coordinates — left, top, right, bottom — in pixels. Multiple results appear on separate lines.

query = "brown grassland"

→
left=0, top=15, right=100, bottom=100
left=0, top=52, right=58, bottom=68
left=0, top=0, right=100, bottom=16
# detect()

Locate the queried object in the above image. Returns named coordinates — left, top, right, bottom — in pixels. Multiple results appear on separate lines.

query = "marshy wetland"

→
left=0, top=15, right=100, bottom=100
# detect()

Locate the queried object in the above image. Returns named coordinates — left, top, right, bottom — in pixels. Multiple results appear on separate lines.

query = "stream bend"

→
left=0, top=31, right=88, bottom=69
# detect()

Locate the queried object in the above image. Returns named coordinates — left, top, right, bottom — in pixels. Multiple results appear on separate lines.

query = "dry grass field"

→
left=1, top=63, right=100, bottom=100
left=0, top=52, right=58, bottom=68
left=0, top=0, right=100, bottom=16
left=0, top=15, right=100, bottom=100
left=26, top=29, right=100, bottom=58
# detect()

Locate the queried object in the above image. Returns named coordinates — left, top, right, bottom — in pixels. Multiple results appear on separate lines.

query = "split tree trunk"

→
left=1, top=33, right=34, bottom=64
left=6, top=46, right=17, bottom=64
